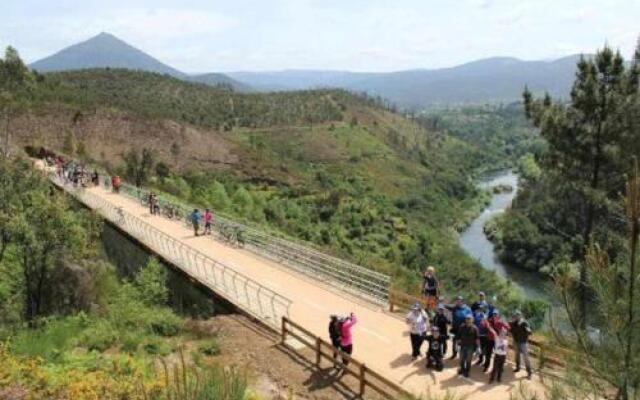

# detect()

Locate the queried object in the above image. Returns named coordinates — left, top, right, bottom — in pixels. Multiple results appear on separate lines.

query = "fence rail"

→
left=281, top=317, right=411, bottom=399
left=52, top=177, right=292, bottom=330
left=117, top=182, right=391, bottom=304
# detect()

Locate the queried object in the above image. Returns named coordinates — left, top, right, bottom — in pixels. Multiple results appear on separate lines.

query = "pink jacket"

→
left=340, top=314, right=357, bottom=346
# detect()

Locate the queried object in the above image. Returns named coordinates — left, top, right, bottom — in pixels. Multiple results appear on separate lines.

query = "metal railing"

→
left=117, top=182, right=391, bottom=304
left=52, top=177, right=292, bottom=330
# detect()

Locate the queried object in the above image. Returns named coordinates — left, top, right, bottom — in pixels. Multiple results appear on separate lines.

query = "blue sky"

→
left=2, top=0, right=638, bottom=72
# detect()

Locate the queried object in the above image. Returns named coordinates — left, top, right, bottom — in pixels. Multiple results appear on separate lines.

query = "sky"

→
left=1, top=0, right=639, bottom=73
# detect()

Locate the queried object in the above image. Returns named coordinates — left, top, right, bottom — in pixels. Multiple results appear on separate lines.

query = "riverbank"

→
left=459, top=170, right=552, bottom=303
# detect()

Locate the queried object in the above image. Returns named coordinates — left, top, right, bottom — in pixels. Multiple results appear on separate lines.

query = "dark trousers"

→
left=440, top=336, right=448, bottom=357
left=410, top=333, right=425, bottom=358
left=483, top=339, right=494, bottom=370
left=427, top=353, right=443, bottom=371
left=331, top=339, right=341, bottom=363
left=490, top=354, right=506, bottom=382
left=341, top=344, right=353, bottom=366
left=459, top=345, right=475, bottom=376
left=477, top=337, right=488, bottom=363
left=193, top=222, right=200, bottom=236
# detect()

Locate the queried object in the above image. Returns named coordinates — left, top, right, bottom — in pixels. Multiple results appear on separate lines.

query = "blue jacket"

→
left=447, top=304, right=472, bottom=330
left=474, top=311, right=488, bottom=336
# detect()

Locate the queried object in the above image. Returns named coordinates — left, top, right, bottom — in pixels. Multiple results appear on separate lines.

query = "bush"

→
left=143, top=338, right=173, bottom=356
left=134, top=258, right=168, bottom=306
left=198, top=339, right=221, bottom=356
left=148, top=308, right=183, bottom=337
left=80, top=320, right=118, bottom=351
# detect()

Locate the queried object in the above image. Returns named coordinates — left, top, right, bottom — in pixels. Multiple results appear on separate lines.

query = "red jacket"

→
left=487, top=316, right=509, bottom=341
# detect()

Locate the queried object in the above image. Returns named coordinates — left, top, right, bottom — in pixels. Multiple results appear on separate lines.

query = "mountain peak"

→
left=30, top=32, right=185, bottom=78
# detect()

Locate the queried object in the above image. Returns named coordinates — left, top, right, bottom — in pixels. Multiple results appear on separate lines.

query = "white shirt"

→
left=406, top=310, right=429, bottom=335
left=494, top=337, right=508, bottom=356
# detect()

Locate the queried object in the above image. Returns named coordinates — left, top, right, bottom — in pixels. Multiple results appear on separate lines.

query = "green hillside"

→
left=12, top=65, right=539, bottom=308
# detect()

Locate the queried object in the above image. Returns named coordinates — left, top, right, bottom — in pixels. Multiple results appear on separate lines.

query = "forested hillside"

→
left=2, top=47, right=540, bottom=309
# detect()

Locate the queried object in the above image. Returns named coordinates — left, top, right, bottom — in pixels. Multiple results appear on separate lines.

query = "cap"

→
left=478, top=291, right=485, bottom=296
left=465, top=314, right=474, bottom=320
left=456, top=295, right=464, bottom=301
left=427, top=266, right=435, bottom=272
left=411, top=302, right=421, bottom=311
left=513, top=310, right=522, bottom=316
left=437, top=304, right=445, bottom=310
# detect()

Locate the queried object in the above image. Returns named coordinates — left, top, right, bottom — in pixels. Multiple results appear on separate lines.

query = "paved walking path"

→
left=69, top=182, right=545, bottom=399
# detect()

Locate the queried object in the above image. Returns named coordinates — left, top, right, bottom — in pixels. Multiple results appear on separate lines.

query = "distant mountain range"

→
left=30, top=32, right=582, bottom=109
left=228, top=56, right=580, bottom=108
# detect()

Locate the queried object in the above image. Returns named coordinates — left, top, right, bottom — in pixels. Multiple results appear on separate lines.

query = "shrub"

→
left=80, top=320, right=118, bottom=352
left=198, top=339, right=221, bottom=356
left=143, top=339, right=172, bottom=356
left=134, top=258, right=169, bottom=306
left=148, top=308, right=183, bottom=337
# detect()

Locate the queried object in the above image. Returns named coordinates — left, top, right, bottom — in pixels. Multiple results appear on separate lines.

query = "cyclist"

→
left=190, top=209, right=202, bottom=236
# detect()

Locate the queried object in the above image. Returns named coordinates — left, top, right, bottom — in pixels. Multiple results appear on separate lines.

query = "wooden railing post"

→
left=359, top=364, right=366, bottom=397
left=281, top=317, right=287, bottom=344
left=315, top=337, right=321, bottom=366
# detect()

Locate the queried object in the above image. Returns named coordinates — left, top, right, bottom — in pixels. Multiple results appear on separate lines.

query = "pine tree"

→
left=550, top=160, right=640, bottom=400
left=523, top=46, right=639, bottom=327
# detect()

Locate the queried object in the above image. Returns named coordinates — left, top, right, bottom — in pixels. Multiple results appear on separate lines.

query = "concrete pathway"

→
left=76, top=183, right=545, bottom=399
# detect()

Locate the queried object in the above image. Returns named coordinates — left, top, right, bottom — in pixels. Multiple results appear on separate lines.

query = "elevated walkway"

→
left=52, top=176, right=545, bottom=399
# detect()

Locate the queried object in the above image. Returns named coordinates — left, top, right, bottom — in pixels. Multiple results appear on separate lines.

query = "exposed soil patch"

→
left=198, top=315, right=387, bottom=400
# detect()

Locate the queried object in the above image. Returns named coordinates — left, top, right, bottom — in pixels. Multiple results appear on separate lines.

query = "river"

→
left=459, top=170, right=552, bottom=302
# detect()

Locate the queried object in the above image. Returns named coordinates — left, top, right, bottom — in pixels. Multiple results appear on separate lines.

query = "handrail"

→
left=51, top=176, right=292, bottom=330
left=116, top=181, right=391, bottom=304
left=281, top=317, right=412, bottom=399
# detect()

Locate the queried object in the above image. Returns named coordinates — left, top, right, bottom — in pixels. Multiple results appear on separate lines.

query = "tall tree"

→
left=523, top=47, right=639, bottom=327
left=124, top=148, right=155, bottom=188
left=1, top=158, right=98, bottom=323
left=0, top=47, right=33, bottom=157
left=550, top=161, right=640, bottom=400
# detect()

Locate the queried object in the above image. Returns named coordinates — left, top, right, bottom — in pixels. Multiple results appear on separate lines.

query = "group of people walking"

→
left=406, top=266, right=533, bottom=382
left=188, top=208, right=214, bottom=236
left=55, top=156, right=100, bottom=188
left=326, top=266, right=533, bottom=384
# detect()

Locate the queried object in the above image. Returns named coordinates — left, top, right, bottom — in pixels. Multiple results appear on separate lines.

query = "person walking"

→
left=446, top=296, right=472, bottom=359
left=406, top=303, right=429, bottom=360
left=149, top=193, right=156, bottom=215
left=457, top=314, right=479, bottom=378
left=190, top=208, right=202, bottom=236
left=510, top=310, right=533, bottom=379
left=489, top=328, right=509, bottom=383
left=474, top=306, right=489, bottom=366
left=204, top=209, right=214, bottom=235
left=340, top=313, right=357, bottom=368
left=328, top=315, right=342, bottom=367
left=432, top=305, right=451, bottom=357
left=422, top=266, right=439, bottom=311
left=471, top=291, right=489, bottom=313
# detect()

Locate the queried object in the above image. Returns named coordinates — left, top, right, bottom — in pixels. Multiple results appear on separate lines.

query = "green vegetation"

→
left=0, top=46, right=537, bottom=307
left=0, top=155, right=233, bottom=398
left=418, top=103, right=545, bottom=174
left=489, top=47, right=640, bottom=288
